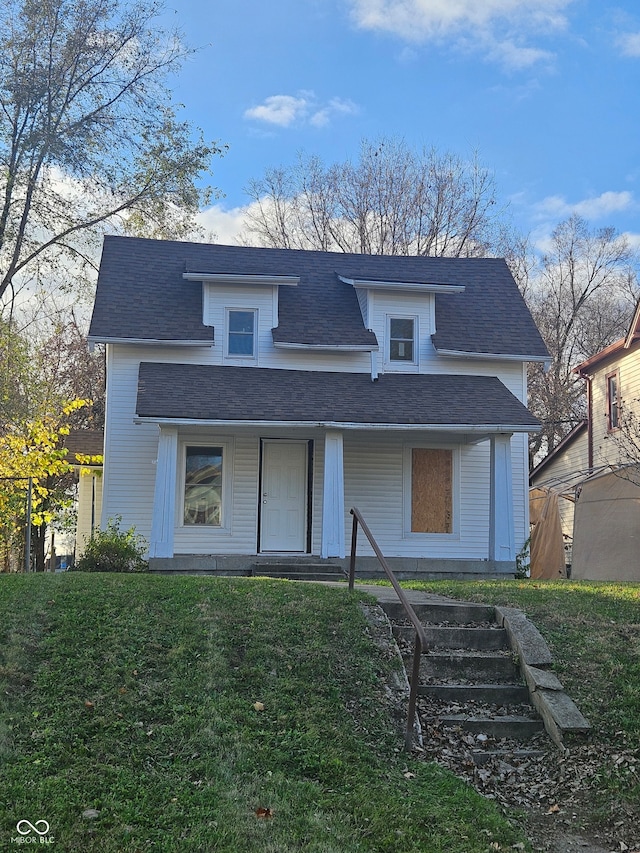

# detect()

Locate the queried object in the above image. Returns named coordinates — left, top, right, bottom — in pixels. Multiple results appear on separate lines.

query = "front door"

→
left=260, top=440, right=308, bottom=552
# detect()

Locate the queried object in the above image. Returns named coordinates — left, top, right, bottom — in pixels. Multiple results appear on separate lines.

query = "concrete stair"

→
left=381, top=599, right=546, bottom=747
left=251, top=562, right=347, bottom=582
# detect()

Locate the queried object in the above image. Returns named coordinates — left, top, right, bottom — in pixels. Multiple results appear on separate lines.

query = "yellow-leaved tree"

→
left=0, top=399, right=89, bottom=571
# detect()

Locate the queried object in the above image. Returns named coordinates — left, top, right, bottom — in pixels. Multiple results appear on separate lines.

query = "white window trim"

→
left=402, top=443, right=460, bottom=538
left=178, top=437, right=234, bottom=533
left=224, top=308, right=258, bottom=361
left=385, top=314, right=419, bottom=370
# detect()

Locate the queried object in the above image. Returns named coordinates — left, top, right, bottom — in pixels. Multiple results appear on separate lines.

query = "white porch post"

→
left=321, top=430, right=345, bottom=558
left=150, top=426, right=178, bottom=558
left=489, top=433, right=515, bottom=562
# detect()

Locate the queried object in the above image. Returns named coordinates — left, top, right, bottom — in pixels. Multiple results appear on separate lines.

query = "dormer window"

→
left=226, top=309, right=256, bottom=358
left=388, top=316, right=417, bottom=364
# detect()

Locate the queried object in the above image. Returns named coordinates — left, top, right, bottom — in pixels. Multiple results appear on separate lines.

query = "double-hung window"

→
left=606, top=371, right=620, bottom=431
left=183, top=446, right=223, bottom=526
left=388, top=316, right=417, bottom=365
left=227, top=309, right=256, bottom=358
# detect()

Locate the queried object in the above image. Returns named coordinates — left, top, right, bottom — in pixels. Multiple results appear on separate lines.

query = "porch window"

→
left=227, top=309, right=256, bottom=357
left=410, top=447, right=453, bottom=534
left=184, top=446, right=223, bottom=525
left=606, top=371, right=620, bottom=431
left=389, top=316, right=416, bottom=363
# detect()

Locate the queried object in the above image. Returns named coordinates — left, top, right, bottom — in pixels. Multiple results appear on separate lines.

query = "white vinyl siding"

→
left=101, top=340, right=529, bottom=560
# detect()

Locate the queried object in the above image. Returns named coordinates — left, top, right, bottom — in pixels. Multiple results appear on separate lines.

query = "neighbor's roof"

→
left=88, top=236, right=549, bottom=359
left=135, top=362, right=541, bottom=432
left=63, top=429, right=104, bottom=464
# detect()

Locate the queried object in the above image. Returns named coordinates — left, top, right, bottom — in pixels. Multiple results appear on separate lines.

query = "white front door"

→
left=260, top=440, right=308, bottom=552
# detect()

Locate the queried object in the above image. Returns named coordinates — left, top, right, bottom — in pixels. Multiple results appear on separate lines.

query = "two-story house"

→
left=88, top=236, right=549, bottom=576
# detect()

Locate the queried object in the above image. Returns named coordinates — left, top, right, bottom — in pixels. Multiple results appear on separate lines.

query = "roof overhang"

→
left=434, top=346, right=551, bottom=367
left=88, top=336, right=214, bottom=348
left=134, top=416, right=536, bottom=434
left=272, top=341, right=378, bottom=352
left=183, top=272, right=299, bottom=286
left=339, top=275, right=465, bottom=294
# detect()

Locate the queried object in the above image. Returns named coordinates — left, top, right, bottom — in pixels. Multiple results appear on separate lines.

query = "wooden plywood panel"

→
left=412, top=448, right=452, bottom=533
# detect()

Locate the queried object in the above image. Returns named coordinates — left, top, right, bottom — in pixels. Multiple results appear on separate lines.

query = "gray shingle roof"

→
left=89, top=236, right=548, bottom=359
left=136, top=362, right=540, bottom=430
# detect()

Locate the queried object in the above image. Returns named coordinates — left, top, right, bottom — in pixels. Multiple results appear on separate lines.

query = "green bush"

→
left=73, top=517, right=148, bottom=573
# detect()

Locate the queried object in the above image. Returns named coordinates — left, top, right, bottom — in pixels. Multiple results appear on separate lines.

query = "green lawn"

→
left=0, top=574, right=524, bottom=852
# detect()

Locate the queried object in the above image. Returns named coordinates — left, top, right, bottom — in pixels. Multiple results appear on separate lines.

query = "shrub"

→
left=73, top=517, right=148, bottom=573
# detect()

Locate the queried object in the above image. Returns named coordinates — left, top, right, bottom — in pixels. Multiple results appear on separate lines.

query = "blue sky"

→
left=159, top=0, right=640, bottom=249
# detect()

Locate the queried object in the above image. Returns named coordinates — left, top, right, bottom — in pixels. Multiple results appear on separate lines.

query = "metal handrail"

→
left=348, top=506, right=427, bottom=749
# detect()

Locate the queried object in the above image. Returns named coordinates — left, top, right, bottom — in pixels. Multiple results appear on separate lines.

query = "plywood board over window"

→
left=411, top=448, right=453, bottom=533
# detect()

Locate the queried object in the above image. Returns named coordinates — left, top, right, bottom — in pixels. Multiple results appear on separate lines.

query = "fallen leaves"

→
left=255, top=807, right=273, bottom=819
left=253, top=701, right=265, bottom=712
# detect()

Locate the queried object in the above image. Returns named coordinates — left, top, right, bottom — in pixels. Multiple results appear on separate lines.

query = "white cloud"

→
left=245, top=93, right=359, bottom=129
left=348, top=0, right=574, bottom=68
left=196, top=202, right=253, bottom=245
left=244, top=95, right=309, bottom=127
left=533, top=191, right=635, bottom=221
left=310, top=97, right=359, bottom=127
left=617, top=31, right=640, bottom=57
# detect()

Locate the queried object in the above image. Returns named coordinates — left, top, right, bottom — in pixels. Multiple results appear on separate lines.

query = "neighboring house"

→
left=569, top=302, right=640, bottom=580
left=574, top=300, right=640, bottom=472
left=88, top=236, right=548, bottom=576
left=63, top=429, right=104, bottom=558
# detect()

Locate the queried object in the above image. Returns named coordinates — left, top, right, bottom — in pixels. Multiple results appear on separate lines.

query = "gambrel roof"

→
left=89, top=236, right=549, bottom=360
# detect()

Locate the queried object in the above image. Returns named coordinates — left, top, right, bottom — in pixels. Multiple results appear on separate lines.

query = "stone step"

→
left=434, top=714, right=545, bottom=740
left=383, top=601, right=497, bottom=625
left=469, top=748, right=548, bottom=766
left=393, top=624, right=509, bottom=651
left=419, top=651, right=520, bottom=683
left=418, top=683, right=530, bottom=705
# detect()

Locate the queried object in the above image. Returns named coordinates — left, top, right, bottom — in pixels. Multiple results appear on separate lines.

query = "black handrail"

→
left=348, top=506, right=427, bottom=749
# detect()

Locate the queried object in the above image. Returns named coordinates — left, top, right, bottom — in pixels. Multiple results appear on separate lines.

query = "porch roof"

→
left=135, top=362, right=540, bottom=432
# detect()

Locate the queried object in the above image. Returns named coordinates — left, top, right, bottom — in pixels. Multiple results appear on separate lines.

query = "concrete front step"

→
left=383, top=601, right=497, bottom=625
left=419, top=683, right=531, bottom=705
left=251, top=563, right=346, bottom=582
left=435, top=714, right=545, bottom=740
left=393, top=624, right=508, bottom=651
left=420, top=652, right=520, bottom=683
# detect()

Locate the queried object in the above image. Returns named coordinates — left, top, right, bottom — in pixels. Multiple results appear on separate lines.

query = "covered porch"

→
left=135, top=362, right=539, bottom=576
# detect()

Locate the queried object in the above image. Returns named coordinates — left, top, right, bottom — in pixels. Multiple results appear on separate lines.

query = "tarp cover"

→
left=529, top=488, right=566, bottom=579
left=572, top=468, right=640, bottom=581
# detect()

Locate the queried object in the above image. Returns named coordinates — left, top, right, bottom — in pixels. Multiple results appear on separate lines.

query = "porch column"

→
left=321, top=430, right=345, bottom=558
left=150, top=426, right=178, bottom=558
left=489, top=433, right=515, bottom=562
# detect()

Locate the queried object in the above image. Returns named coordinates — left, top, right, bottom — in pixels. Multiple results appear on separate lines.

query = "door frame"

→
left=257, top=438, right=313, bottom=553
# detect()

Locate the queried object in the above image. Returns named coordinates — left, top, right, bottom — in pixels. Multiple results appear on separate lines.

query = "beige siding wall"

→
left=590, top=342, right=640, bottom=468
left=75, top=470, right=103, bottom=556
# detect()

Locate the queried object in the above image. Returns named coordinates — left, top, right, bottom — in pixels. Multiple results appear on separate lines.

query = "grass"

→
left=0, top=573, right=524, bottom=852
left=400, top=579, right=640, bottom=824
